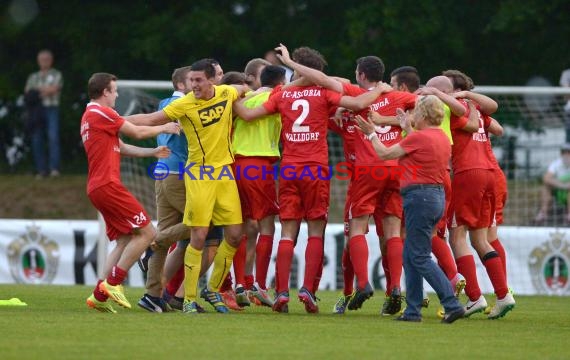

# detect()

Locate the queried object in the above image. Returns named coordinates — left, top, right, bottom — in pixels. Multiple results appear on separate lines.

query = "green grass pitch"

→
left=0, top=284, right=568, bottom=359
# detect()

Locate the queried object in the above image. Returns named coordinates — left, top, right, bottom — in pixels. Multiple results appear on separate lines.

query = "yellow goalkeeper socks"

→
left=183, top=246, right=202, bottom=302
left=208, top=240, right=238, bottom=292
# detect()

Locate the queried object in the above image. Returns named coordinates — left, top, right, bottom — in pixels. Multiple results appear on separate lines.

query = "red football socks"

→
left=93, top=279, right=108, bottom=301
left=233, top=235, right=247, bottom=286
left=490, top=239, right=508, bottom=280
left=106, top=265, right=127, bottom=286
left=342, top=247, right=355, bottom=296
left=275, top=240, right=294, bottom=293
left=165, top=266, right=184, bottom=296
left=431, top=236, right=458, bottom=280
left=219, top=272, right=233, bottom=293
left=304, top=236, right=323, bottom=293
left=255, top=234, right=274, bottom=290
left=382, top=253, right=391, bottom=296
left=456, top=255, right=482, bottom=301
left=483, top=252, right=508, bottom=299
left=348, top=234, right=369, bottom=290
left=385, top=237, right=403, bottom=292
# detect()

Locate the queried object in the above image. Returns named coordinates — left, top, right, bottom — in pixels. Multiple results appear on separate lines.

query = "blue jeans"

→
left=31, top=106, right=60, bottom=174
left=401, top=185, right=463, bottom=319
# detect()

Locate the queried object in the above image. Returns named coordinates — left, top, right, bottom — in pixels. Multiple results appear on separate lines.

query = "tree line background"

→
left=1, top=0, right=569, bottom=173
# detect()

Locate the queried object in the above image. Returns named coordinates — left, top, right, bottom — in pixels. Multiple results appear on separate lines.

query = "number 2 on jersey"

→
left=292, top=99, right=310, bottom=133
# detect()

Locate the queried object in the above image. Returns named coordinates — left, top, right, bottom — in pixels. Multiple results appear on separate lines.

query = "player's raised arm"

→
left=488, top=117, right=504, bottom=136
left=339, top=82, right=392, bottom=111
left=119, top=140, right=171, bottom=158
left=354, top=114, right=406, bottom=160
left=276, top=43, right=344, bottom=94
left=453, top=90, right=498, bottom=115
left=416, top=86, right=466, bottom=117
left=124, top=109, right=172, bottom=126
left=233, top=97, right=271, bottom=121
left=119, top=119, right=180, bottom=140
left=369, top=112, right=399, bottom=126
left=231, top=84, right=250, bottom=98
left=460, top=101, right=480, bottom=133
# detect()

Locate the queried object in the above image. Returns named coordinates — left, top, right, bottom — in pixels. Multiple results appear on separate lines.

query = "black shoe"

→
left=394, top=315, right=421, bottom=322
left=381, top=288, right=402, bottom=316
left=137, top=247, right=153, bottom=273
left=441, top=307, right=465, bottom=324
left=137, top=294, right=172, bottom=313
left=162, top=291, right=183, bottom=311
left=347, top=283, right=374, bottom=310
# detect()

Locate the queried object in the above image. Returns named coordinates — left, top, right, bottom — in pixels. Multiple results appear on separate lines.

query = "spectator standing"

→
left=25, top=49, right=63, bottom=177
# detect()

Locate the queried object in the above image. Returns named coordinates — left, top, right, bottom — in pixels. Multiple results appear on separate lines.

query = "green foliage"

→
left=1, top=0, right=569, bottom=171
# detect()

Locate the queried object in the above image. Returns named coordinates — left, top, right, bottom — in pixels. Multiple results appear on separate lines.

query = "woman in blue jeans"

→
left=355, top=95, right=465, bottom=323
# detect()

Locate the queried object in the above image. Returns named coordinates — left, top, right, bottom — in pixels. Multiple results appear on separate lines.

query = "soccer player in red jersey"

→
left=82, top=73, right=180, bottom=313
left=328, top=108, right=358, bottom=314
left=234, top=44, right=387, bottom=313
left=277, top=50, right=416, bottom=315
left=444, top=69, right=512, bottom=316
left=441, top=70, right=515, bottom=319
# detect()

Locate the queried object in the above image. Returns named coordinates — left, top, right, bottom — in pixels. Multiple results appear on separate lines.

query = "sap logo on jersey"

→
left=198, top=100, right=227, bottom=127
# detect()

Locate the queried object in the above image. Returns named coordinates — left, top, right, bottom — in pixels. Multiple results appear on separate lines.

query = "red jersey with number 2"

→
left=264, top=85, right=341, bottom=166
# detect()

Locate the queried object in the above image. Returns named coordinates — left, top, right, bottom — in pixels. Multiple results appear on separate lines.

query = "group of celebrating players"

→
left=81, top=43, right=515, bottom=322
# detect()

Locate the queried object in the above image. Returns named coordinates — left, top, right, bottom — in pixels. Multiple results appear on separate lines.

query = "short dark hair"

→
left=356, top=56, right=385, bottom=82
left=171, top=66, right=192, bottom=89
left=220, top=71, right=247, bottom=85
left=292, top=47, right=327, bottom=71
left=87, top=72, right=117, bottom=99
left=442, top=69, right=474, bottom=91
left=391, top=66, right=420, bottom=92
left=260, top=65, right=286, bottom=88
left=191, top=58, right=216, bottom=79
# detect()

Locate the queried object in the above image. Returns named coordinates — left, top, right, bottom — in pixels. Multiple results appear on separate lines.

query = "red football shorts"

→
left=494, top=169, right=508, bottom=225
left=349, top=170, right=402, bottom=220
left=88, top=182, right=151, bottom=241
left=278, top=164, right=330, bottom=221
left=449, top=169, right=496, bottom=229
left=234, top=157, right=279, bottom=220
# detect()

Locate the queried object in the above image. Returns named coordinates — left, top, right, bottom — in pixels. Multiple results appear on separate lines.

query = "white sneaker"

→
left=464, top=295, right=487, bottom=317
left=488, top=292, right=515, bottom=319
left=248, top=282, right=274, bottom=307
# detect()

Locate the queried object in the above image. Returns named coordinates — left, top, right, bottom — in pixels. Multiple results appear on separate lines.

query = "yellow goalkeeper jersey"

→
left=163, top=85, right=238, bottom=168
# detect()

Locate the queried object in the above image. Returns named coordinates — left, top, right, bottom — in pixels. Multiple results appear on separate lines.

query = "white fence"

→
left=1, top=219, right=569, bottom=296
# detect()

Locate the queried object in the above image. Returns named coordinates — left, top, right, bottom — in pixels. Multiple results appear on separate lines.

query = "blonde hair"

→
left=415, top=95, right=444, bottom=126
